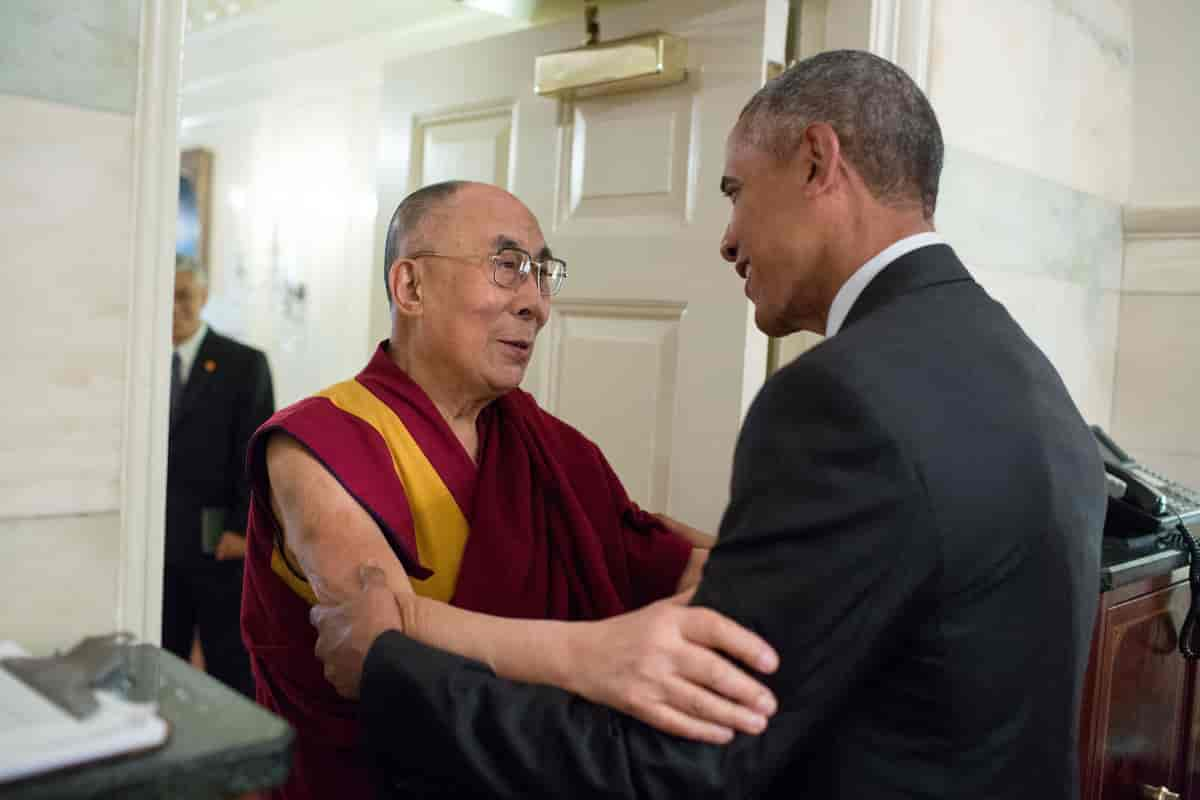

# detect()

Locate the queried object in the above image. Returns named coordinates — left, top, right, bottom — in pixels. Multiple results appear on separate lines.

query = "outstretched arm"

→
left=268, top=433, right=778, bottom=742
left=321, top=360, right=939, bottom=799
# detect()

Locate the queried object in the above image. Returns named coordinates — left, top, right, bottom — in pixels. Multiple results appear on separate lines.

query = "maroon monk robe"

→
left=241, top=343, right=692, bottom=800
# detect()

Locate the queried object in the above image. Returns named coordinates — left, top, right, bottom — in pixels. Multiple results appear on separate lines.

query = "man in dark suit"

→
left=164, top=256, right=274, bottom=697
left=311, top=50, right=1105, bottom=798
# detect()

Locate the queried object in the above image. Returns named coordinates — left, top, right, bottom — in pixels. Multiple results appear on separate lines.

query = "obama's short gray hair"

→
left=736, top=50, right=943, bottom=220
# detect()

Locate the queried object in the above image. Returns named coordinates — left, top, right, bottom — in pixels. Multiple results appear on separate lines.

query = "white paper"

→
left=0, top=641, right=170, bottom=784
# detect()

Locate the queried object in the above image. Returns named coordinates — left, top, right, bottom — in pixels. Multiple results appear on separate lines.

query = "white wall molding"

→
left=181, top=10, right=522, bottom=122
left=118, top=0, right=185, bottom=644
left=868, top=0, right=933, bottom=90
left=1124, top=206, right=1200, bottom=240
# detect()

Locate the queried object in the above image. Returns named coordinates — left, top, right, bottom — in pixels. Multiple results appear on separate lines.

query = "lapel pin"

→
left=204, top=359, right=217, bottom=373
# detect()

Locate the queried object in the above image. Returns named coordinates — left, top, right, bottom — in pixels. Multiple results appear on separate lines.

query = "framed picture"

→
left=177, top=148, right=213, bottom=270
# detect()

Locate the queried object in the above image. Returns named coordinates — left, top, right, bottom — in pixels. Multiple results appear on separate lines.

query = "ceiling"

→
left=179, top=0, right=648, bottom=107
left=183, top=0, right=478, bottom=81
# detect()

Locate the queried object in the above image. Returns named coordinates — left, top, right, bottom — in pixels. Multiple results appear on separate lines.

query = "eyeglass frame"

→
left=403, top=246, right=568, bottom=297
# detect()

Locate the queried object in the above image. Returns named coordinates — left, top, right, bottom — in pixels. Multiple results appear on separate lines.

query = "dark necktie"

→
left=170, top=351, right=183, bottom=423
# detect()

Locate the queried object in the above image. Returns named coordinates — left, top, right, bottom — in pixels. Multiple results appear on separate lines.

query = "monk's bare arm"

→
left=268, top=433, right=413, bottom=601
left=271, top=434, right=777, bottom=742
left=267, top=433, right=577, bottom=681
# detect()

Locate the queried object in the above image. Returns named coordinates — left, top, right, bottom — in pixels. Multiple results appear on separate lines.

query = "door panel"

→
left=377, top=0, right=784, bottom=529
left=413, top=105, right=514, bottom=188
left=556, top=85, right=693, bottom=232
left=542, top=299, right=685, bottom=512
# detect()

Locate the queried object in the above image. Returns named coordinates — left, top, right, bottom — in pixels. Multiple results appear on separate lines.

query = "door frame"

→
left=119, top=0, right=185, bottom=645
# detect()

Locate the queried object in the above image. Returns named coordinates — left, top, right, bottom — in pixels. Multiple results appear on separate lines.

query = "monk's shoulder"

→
left=504, top=388, right=604, bottom=459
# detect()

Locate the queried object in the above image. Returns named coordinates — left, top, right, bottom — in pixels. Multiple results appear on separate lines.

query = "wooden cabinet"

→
left=1081, top=566, right=1197, bottom=799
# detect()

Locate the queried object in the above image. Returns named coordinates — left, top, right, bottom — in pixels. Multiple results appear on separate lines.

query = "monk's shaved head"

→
left=383, top=180, right=470, bottom=304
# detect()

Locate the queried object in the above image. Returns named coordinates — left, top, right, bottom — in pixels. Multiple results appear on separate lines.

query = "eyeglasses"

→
left=405, top=247, right=568, bottom=297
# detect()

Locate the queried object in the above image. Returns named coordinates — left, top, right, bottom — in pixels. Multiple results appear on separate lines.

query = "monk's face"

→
left=416, top=186, right=551, bottom=400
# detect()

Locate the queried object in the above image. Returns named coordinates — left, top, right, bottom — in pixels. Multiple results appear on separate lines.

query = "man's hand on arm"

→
left=309, top=551, right=779, bottom=744
left=560, top=588, right=777, bottom=743
left=310, top=565, right=401, bottom=698
left=277, top=428, right=780, bottom=744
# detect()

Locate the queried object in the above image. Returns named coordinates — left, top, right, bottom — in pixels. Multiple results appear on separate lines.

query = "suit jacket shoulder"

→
left=198, top=328, right=268, bottom=373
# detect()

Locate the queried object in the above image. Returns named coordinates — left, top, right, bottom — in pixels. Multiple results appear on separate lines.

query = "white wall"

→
left=777, top=0, right=1129, bottom=430
left=1129, top=0, right=1200, bottom=208
left=180, top=84, right=380, bottom=408
left=931, top=0, right=1131, bottom=428
left=1110, top=0, right=1200, bottom=489
left=179, top=11, right=527, bottom=406
left=0, top=1, right=176, bottom=654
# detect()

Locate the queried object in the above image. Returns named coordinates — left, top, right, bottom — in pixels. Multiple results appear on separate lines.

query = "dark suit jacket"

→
left=359, top=245, right=1106, bottom=799
left=166, top=328, right=274, bottom=566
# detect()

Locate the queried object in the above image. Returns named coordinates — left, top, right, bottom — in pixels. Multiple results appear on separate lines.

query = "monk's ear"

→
left=388, top=258, right=423, bottom=316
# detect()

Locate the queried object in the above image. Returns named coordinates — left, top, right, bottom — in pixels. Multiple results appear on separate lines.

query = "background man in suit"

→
left=311, top=50, right=1106, bottom=799
left=164, top=256, right=274, bottom=697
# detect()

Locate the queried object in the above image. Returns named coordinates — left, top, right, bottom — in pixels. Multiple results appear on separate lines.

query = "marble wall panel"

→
left=937, top=145, right=1123, bottom=291
left=0, top=94, right=133, bottom=518
left=971, top=267, right=1119, bottom=427
left=0, top=0, right=140, bottom=114
left=1122, top=236, right=1200, bottom=295
left=0, top=513, right=121, bottom=655
left=1111, top=291, right=1200, bottom=460
left=928, top=0, right=1132, bottom=204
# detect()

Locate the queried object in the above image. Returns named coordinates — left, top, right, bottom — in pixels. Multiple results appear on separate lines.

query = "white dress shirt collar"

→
left=175, top=321, right=208, bottom=383
left=824, top=232, right=946, bottom=337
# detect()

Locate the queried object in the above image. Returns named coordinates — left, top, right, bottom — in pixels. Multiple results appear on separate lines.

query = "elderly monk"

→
left=240, top=180, right=779, bottom=800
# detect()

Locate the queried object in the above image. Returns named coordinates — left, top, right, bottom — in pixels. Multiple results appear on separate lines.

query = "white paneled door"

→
left=377, top=0, right=785, bottom=531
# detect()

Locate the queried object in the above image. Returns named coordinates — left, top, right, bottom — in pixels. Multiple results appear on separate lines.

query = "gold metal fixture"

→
left=533, top=0, right=686, bottom=100
left=534, top=31, right=687, bottom=99
left=1140, top=785, right=1180, bottom=800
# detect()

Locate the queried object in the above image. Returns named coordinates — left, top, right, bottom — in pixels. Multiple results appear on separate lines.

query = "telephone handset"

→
left=1105, top=461, right=1167, bottom=516
left=1092, top=426, right=1200, bottom=537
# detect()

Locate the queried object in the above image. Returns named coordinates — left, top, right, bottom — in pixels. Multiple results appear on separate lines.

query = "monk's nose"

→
left=514, top=275, right=549, bottom=327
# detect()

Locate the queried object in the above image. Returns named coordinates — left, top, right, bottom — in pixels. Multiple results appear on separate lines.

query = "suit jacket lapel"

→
left=172, top=329, right=218, bottom=431
left=841, top=243, right=974, bottom=331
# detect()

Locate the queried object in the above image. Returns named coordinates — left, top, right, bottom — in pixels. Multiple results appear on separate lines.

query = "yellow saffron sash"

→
left=269, top=379, right=470, bottom=605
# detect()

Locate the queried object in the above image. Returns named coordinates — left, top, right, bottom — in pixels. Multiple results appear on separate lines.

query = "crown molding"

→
left=1123, top=206, right=1200, bottom=240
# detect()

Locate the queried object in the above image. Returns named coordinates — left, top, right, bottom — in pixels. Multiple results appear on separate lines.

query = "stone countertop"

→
left=0, top=644, right=293, bottom=799
left=1101, top=533, right=1192, bottom=593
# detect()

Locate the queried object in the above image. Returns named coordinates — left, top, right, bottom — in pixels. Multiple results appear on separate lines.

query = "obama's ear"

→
left=802, top=122, right=844, bottom=194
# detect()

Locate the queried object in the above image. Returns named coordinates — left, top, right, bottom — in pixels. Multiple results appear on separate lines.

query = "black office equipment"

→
left=1092, top=426, right=1200, bottom=537
left=1092, top=426, right=1200, bottom=660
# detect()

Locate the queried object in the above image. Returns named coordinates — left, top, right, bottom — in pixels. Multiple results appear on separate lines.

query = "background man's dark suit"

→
left=163, top=327, right=273, bottom=697
left=358, top=245, right=1106, bottom=799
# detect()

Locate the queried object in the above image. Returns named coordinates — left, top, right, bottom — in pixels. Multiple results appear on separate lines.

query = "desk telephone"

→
left=1093, top=426, right=1200, bottom=660
left=1093, top=426, right=1200, bottom=536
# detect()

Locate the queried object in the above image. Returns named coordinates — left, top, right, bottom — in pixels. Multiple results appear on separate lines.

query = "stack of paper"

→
left=0, top=641, right=169, bottom=784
